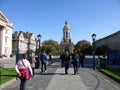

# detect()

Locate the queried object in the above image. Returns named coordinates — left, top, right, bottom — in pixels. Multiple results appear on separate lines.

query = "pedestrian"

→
left=60, top=52, right=65, bottom=68
left=63, top=51, right=70, bottom=74
left=30, top=52, right=36, bottom=77
left=79, top=52, right=85, bottom=67
left=72, top=51, right=79, bottom=75
left=15, top=53, right=33, bottom=90
left=69, top=53, right=73, bottom=67
left=48, top=53, right=52, bottom=64
left=40, top=51, right=47, bottom=73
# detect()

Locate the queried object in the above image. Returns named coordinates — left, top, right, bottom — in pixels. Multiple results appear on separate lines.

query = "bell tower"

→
left=60, top=21, right=73, bottom=53
left=63, top=21, right=71, bottom=42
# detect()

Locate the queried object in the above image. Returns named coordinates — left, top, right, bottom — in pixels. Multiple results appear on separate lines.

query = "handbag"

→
left=18, top=60, right=30, bottom=80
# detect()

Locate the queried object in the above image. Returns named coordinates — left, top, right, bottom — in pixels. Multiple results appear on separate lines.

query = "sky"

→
left=0, top=0, right=120, bottom=44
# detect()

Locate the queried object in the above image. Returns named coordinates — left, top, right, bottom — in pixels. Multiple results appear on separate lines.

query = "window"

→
left=6, top=30, right=8, bottom=34
left=5, top=36, right=7, bottom=43
left=66, top=32, right=68, bottom=39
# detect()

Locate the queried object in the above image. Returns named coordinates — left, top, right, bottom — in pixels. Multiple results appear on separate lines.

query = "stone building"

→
left=60, top=21, right=74, bottom=53
left=12, top=31, right=36, bottom=55
left=95, top=30, right=120, bottom=53
left=0, top=11, right=13, bottom=57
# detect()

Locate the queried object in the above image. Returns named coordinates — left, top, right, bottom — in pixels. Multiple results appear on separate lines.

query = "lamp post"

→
left=37, top=34, right=41, bottom=68
left=27, top=33, right=30, bottom=61
left=91, top=33, right=96, bottom=69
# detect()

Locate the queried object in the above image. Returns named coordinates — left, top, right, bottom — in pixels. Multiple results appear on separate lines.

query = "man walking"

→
left=72, top=51, right=79, bottom=75
left=79, top=52, right=85, bottom=67
left=40, top=51, right=47, bottom=73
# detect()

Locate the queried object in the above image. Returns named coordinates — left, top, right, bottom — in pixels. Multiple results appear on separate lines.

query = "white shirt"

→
left=15, top=59, right=33, bottom=75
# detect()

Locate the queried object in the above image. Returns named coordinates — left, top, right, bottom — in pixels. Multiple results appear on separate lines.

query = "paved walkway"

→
left=0, top=56, right=120, bottom=90
left=46, top=68, right=87, bottom=90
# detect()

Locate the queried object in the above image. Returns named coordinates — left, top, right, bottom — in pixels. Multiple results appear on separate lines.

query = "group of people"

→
left=15, top=51, right=50, bottom=90
left=60, top=50, right=85, bottom=75
left=15, top=50, right=84, bottom=90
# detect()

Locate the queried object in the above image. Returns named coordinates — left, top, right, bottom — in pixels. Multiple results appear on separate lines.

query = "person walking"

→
left=60, top=52, right=65, bottom=68
left=79, top=52, right=85, bottom=67
left=72, top=51, right=79, bottom=75
left=40, top=51, right=47, bottom=73
left=48, top=53, right=52, bottom=64
left=69, top=53, right=74, bottom=67
left=63, top=51, right=70, bottom=74
left=30, top=52, right=36, bottom=77
left=15, top=53, right=33, bottom=90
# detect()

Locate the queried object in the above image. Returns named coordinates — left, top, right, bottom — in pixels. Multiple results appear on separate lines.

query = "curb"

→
left=0, top=78, right=17, bottom=90
left=99, top=69, right=120, bottom=83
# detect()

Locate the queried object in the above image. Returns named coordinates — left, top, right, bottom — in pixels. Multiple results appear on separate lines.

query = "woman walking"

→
left=15, top=53, right=33, bottom=90
left=63, top=51, right=70, bottom=74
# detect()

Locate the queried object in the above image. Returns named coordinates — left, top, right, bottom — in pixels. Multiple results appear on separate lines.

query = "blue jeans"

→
left=20, top=80, right=27, bottom=90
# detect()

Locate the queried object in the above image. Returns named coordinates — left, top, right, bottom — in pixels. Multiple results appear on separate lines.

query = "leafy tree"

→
left=96, top=45, right=110, bottom=55
left=75, top=40, right=92, bottom=55
left=41, top=39, right=60, bottom=55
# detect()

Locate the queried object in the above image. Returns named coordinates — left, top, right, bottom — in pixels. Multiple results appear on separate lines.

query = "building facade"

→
left=60, top=21, right=74, bottom=53
left=95, top=30, right=120, bottom=53
left=12, top=31, right=36, bottom=55
left=0, top=11, right=13, bottom=57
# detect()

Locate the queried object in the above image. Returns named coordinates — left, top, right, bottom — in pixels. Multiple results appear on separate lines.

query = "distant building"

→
left=60, top=21, right=74, bottom=53
left=0, top=11, right=13, bottom=57
left=12, top=31, right=36, bottom=55
left=95, top=30, right=120, bottom=53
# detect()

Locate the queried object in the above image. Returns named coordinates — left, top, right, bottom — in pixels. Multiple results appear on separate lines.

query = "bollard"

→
left=98, top=56, right=100, bottom=69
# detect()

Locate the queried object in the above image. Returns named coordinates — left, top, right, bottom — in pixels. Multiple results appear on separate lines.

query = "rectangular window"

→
left=6, top=30, right=8, bottom=34
left=66, top=32, right=68, bottom=39
left=5, top=36, right=7, bottom=43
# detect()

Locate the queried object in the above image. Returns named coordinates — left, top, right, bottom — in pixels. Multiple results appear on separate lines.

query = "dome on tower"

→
left=63, top=21, right=71, bottom=30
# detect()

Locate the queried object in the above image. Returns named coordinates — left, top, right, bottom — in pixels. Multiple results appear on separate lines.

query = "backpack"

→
left=72, top=54, right=79, bottom=63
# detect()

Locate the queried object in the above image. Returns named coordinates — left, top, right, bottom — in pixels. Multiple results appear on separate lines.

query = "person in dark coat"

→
left=60, top=52, right=65, bottom=68
left=40, top=51, right=47, bottom=73
left=48, top=53, right=52, bottom=64
left=63, top=51, right=70, bottom=74
left=79, top=52, right=85, bottom=67
left=72, top=51, right=79, bottom=75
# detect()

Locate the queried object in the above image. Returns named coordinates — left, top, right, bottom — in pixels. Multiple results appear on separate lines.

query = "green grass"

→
left=100, top=69, right=120, bottom=81
left=0, top=68, right=17, bottom=85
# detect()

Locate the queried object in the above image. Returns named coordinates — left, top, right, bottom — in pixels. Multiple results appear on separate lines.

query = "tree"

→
left=75, top=40, right=92, bottom=55
left=41, top=39, right=60, bottom=55
left=96, top=45, right=110, bottom=55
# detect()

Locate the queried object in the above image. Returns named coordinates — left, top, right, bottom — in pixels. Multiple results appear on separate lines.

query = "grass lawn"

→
left=100, top=69, right=120, bottom=82
left=0, top=68, right=17, bottom=85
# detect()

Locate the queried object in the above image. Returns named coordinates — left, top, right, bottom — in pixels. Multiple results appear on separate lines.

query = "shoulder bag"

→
left=18, top=60, right=30, bottom=80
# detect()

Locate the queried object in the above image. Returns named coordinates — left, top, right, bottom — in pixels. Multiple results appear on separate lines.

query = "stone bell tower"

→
left=60, top=21, right=74, bottom=53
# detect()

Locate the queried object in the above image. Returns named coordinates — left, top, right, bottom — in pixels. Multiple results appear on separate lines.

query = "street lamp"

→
left=27, top=33, right=30, bottom=61
left=36, top=34, right=41, bottom=68
left=91, top=33, right=96, bottom=69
